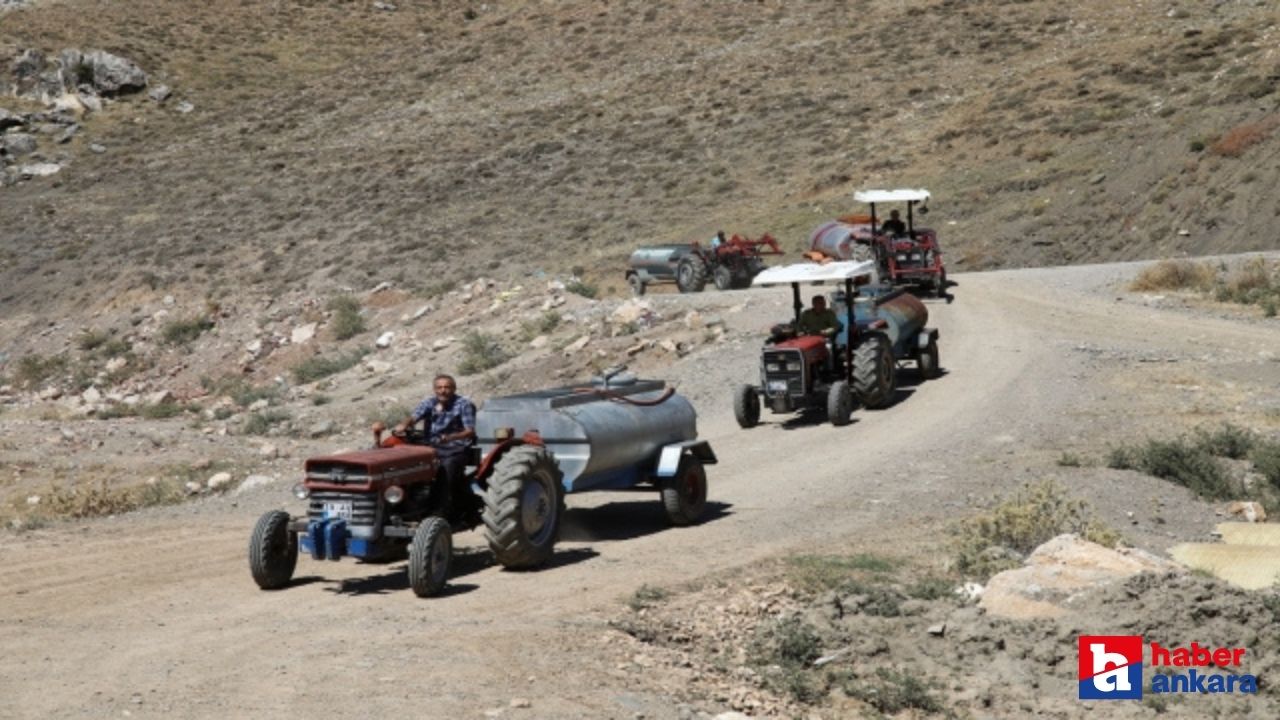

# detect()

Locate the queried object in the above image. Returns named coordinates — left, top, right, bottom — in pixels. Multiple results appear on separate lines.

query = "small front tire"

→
left=408, top=516, right=453, bottom=598
left=918, top=339, right=941, bottom=380
left=827, top=380, right=853, bottom=426
left=733, top=384, right=760, bottom=429
left=713, top=265, right=734, bottom=291
left=249, top=510, right=298, bottom=590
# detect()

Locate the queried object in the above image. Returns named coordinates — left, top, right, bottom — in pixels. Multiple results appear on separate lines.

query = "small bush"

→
left=1130, top=259, right=1216, bottom=292
left=291, top=350, right=367, bottom=384
left=15, top=353, right=67, bottom=389
left=201, top=375, right=284, bottom=408
left=76, top=329, right=111, bottom=351
left=1194, top=423, right=1256, bottom=459
left=754, top=615, right=822, bottom=667
left=327, top=295, right=366, bottom=340
left=842, top=667, right=944, bottom=715
left=1209, top=116, right=1279, bottom=158
left=520, top=311, right=561, bottom=341
left=39, top=477, right=186, bottom=520
left=565, top=279, right=598, bottom=299
left=1110, top=439, right=1233, bottom=501
left=458, top=331, right=511, bottom=375
left=1056, top=452, right=1083, bottom=467
left=243, top=409, right=292, bottom=435
left=786, top=553, right=896, bottom=594
left=954, top=480, right=1120, bottom=579
left=1252, top=441, right=1280, bottom=491
left=161, top=317, right=214, bottom=346
left=627, top=584, right=669, bottom=611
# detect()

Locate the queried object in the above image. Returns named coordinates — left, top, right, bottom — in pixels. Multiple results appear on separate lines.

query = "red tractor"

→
left=810, top=189, right=948, bottom=298
left=626, top=233, right=784, bottom=295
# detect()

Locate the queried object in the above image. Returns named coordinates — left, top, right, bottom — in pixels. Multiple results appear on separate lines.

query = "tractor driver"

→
left=396, top=374, right=477, bottom=514
left=881, top=210, right=907, bottom=237
left=797, top=295, right=842, bottom=338
left=710, top=230, right=727, bottom=250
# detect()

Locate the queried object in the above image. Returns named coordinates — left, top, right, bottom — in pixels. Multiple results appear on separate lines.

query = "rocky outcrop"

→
left=5, top=48, right=147, bottom=100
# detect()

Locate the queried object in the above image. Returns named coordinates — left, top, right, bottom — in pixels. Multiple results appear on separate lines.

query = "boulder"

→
left=78, top=50, right=148, bottom=95
left=2, top=132, right=37, bottom=157
left=375, top=331, right=394, bottom=349
left=563, top=335, right=591, bottom=356
left=291, top=322, right=317, bottom=344
left=206, top=472, right=233, bottom=491
left=310, top=419, right=336, bottom=438
left=18, top=162, right=61, bottom=178
left=236, top=474, right=277, bottom=495
left=980, top=534, right=1178, bottom=619
left=1227, top=501, right=1267, bottom=523
left=81, top=386, right=102, bottom=404
left=148, top=85, right=171, bottom=103
left=610, top=299, right=652, bottom=326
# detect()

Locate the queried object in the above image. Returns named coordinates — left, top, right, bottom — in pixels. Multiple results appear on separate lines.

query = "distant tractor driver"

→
left=797, top=295, right=841, bottom=337
left=881, top=209, right=907, bottom=237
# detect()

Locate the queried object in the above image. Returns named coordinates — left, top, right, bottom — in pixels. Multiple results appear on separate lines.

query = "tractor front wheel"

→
left=661, top=457, right=707, bottom=526
left=628, top=273, right=646, bottom=297
left=483, top=445, right=565, bottom=569
left=408, top=516, right=452, bottom=597
left=733, top=384, right=760, bottom=428
left=676, top=258, right=708, bottom=293
left=853, top=335, right=897, bottom=409
left=918, top=339, right=941, bottom=380
left=249, top=510, right=297, bottom=590
left=827, top=380, right=853, bottom=426
left=934, top=270, right=948, bottom=298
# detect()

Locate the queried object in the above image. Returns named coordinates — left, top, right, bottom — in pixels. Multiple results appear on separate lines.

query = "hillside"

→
left=1, top=0, right=1278, bottom=322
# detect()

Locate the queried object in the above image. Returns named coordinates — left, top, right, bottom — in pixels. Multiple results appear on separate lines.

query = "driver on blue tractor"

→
left=797, top=295, right=841, bottom=338
left=395, top=374, right=477, bottom=516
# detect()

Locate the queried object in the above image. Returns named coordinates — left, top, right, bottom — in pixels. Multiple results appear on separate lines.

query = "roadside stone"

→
left=291, top=323, right=317, bottom=344
left=88, top=142, right=106, bottom=154
left=104, top=356, right=128, bottom=372
left=563, top=335, right=591, bottom=355
left=684, top=310, right=704, bottom=330
left=148, top=85, right=171, bottom=103
left=659, top=339, right=679, bottom=354
left=529, top=335, right=549, bottom=349
left=147, top=389, right=172, bottom=405
left=206, top=472, right=233, bottom=491
left=1227, top=501, right=1266, bottom=523
left=183, top=481, right=203, bottom=495
left=259, top=443, right=278, bottom=459
left=375, top=331, right=394, bottom=349
left=175, top=100, right=194, bottom=114
left=310, top=419, right=336, bottom=438
left=248, top=398, right=269, bottom=412
left=365, top=358, right=392, bottom=373
left=509, top=698, right=531, bottom=709
left=2, top=132, right=37, bottom=156
left=38, top=386, right=63, bottom=400
left=927, top=622, right=947, bottom=637
left=26, top=495, right=41, bottom=506
left=236, top=474, right=276, bottom=494
left=81, top=386, right=102, bottom=404
left=55, top=123, right=78, bottom=143
left=431, top=336, right=454, bottom=351
left=72, top=50, right=149, bottom=95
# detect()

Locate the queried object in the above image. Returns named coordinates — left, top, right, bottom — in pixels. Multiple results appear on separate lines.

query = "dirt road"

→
left=2, top=259, right=1277, bottom=719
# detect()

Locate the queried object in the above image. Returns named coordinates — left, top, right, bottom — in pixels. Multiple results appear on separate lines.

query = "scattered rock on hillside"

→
left=62, top=49, right=148, bottom=96
left=148, top=85, right=171, bottom=103
left=2, top=132, right=37, bottom=156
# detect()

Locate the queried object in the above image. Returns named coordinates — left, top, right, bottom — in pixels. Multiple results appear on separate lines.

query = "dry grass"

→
left=1209, top=115, right=1280, bottom=158
left=1129, top=259, right=1217, bottom=292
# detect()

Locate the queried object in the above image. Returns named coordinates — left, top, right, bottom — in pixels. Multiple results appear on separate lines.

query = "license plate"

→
left=767, top=380, right=789, bottom=393
left=322, top=501, right=353, bottom=520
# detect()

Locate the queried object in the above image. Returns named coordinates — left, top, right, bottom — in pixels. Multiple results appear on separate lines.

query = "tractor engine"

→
left=761, top=336, right=829, bottom=412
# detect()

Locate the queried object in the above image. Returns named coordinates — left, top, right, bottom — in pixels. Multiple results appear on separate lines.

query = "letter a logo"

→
left=1079, top=635, right=1143, bottom=700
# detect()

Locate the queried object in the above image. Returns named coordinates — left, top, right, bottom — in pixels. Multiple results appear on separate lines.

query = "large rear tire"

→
left=249, top=510, right=297, bottom=590
left=713, top=265, right=734, bottom=291
left=852, top=335, right=897, bottom=409
left=408, top=516, right=452, bottom=598
left=661, top=457, right=707, bottom=526
left=827, top=380, right=853, bottom=426
left=483, top=446, right=565, bottom=569
left=918, top=338, right=941, bottom=380
left=733, top=384, right=760, bottom=428
left=676, top=257, right=707, bottom=293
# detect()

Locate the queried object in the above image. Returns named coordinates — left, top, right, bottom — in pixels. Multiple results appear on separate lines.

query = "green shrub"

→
left=1129, top=259, right=1216, bottom=292
left=1194, top=423, right=1256, bottom=459
left=627, top=584, right=669, bottom=611
left=954, top=480, right=1120, bottom=579
left=76, top=329, right=111, bottom=351
left=39, top=477, right=186, bottom=520
left=842, top=667, right=944, bottom=715
left=1251, top=441, right=1280, bottom=491
left=327, top=295, right=366, bottom=340
left=1111, top=439, right=1233, bottom=501
left=754, top=616, right=821, bottom=667
left=458, top=331, right=511, bottom=375
left=785, top=553, right=895, bottom=594
left=565, top=279, right=598, bottom=299
left=15, top=353, right=67, bottom=389
left=201, top=375, right=284, bottom=408
left=161, top=316, right=214, bottom=345
left=291, top=350, right=367, bottom=384
left=243, top=409, right=292, bottom=435
left=1057, top=452, right=1083, bottom=467
left=519, top=311, right=561, bottom=341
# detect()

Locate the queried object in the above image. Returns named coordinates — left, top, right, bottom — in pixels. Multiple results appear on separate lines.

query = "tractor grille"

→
left=763, top=349, right=804, bottom=396
left=307, top=490, right=379, bottom=528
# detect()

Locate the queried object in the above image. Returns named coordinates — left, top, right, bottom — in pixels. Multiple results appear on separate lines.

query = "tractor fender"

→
left=654, top=440, right=718, bottom=478
left=916, top=327, right=939, bottom=349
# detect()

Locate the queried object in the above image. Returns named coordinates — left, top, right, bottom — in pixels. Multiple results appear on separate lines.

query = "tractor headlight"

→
left=786, top=361, right=803, bottom=372
left=292, top=483, right=310, bottom=500
left=765, top=362, right=781, bottom=372
left=910, top=252, right=922, bottom=261
left=384, top=486, right=405, bottom=504
left=896, top=253, right=907, bottom=262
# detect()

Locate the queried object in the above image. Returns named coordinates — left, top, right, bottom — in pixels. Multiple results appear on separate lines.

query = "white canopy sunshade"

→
left=853, top=189, right=931, bottom=204
left=751, top=260, right=878, bottom=287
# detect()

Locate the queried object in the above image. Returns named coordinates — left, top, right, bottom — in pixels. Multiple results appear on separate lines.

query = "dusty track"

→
left=2, top=259, right=1278, bottom=719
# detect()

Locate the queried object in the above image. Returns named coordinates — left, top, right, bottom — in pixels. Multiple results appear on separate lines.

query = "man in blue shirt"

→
left=396, top=374, right=477, bottom=516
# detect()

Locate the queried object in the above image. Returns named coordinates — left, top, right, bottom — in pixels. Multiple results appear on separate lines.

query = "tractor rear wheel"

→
left=918, top=339, right=941, bottom=380
left=713, top=265, right=734, bottom=291
left=661, top=456, right=707, bottom=526
left=483, top=445, right=565, bottom=569
left=852, top=335, right=897, bottom=409
left=408, top=516, right=452, bottom=597
left=827, top=380, right=853, bottom=426
left=628, top=273, right=646, bottom=297
left=676, top=258, right=707, bottom=293
left=733, top=384, right=760, bottom=428
left=249, top=510, right=297, bottom=590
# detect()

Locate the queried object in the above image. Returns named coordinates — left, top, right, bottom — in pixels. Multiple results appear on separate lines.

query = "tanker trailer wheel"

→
left=918, top=339, right=941, bottom=380
left=826, top=380, right=853, bottom=426
left=852, top=335, right=897, bottom=409
left=249, top=510, right=298, bottom=590
left=733, top=384, right=760, bottom=428
left=408, top=516, right=452, bottom=598
left=676, top=258, right=708, bottom=293
left=713, top=265, right=734, bottom=292
left=661, top=456, right=707, bottom=526
left=628, top=273, right=647, bottom=297
left=483, top=446, right=565, bottom=569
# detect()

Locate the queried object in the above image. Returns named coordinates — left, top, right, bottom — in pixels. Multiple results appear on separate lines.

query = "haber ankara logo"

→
left=1079, top=635, right=1143, bottom=699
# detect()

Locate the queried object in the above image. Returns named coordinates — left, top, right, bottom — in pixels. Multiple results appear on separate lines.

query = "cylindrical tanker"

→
left=476, top=378, right=696, bottom=492
left=850, top=289, right=928, bottom=356
left=628, top=245, right=691, bottom=275
left=809, top=221, right=874, bottom=260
